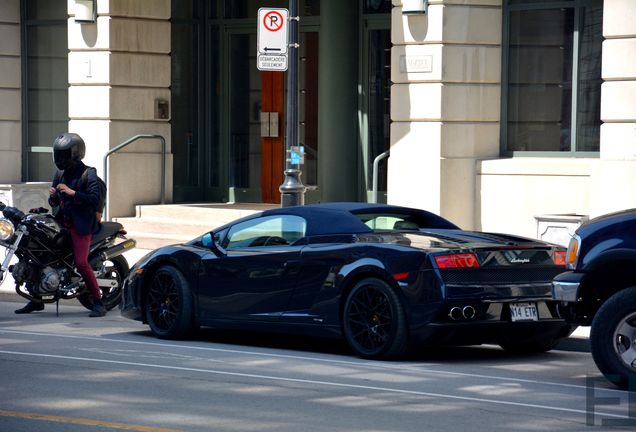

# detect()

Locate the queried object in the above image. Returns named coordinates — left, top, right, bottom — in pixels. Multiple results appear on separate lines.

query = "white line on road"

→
left=0, top=349, right=627, bottom=421
left=0, top=328, right=620, bottom=394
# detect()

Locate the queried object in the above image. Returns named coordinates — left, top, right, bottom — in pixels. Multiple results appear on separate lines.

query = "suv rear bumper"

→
left=552, top=271, right=583, bottom=302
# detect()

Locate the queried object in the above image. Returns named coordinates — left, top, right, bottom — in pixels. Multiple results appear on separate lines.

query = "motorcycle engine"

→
left=12, top=262, right=67, bottom=296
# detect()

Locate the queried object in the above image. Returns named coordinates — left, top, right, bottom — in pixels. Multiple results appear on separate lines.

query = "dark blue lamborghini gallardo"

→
left=121, top=203, right=574, bottom=358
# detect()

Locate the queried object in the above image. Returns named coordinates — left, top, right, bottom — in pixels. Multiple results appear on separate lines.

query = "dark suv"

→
left=552, top=208, right=636, bottom=389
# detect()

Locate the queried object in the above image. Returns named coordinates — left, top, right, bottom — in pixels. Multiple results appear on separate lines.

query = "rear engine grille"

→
left=440, top=267, right=563, bottom=286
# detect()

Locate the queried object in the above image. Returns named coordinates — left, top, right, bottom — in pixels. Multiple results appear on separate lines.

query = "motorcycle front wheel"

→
left=78, top=255, right=130, bottom=311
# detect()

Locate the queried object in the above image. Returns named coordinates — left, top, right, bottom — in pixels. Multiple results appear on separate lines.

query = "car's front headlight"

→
left=565, top=234, right=581, bottom=269
left=0, top=218, right=15, bottom=241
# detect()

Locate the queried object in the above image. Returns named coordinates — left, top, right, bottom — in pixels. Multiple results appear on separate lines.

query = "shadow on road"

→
left=125, top=325, right=590, bottom=364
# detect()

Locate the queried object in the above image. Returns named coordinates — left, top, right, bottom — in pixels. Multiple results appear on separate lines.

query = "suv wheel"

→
left=590, top=287, right=636, bottom=390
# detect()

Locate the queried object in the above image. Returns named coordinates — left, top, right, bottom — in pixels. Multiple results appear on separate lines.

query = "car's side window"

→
left=362, top=215, right=418, bottom=231
left=223, top=215, right=307, bottom=250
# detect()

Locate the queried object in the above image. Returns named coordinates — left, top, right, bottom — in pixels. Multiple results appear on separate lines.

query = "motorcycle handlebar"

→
left=1, top=204, right=25, bottom=223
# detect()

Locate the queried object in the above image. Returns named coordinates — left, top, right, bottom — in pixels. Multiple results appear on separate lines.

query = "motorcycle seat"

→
left=92, top=221, right=123, bottom=244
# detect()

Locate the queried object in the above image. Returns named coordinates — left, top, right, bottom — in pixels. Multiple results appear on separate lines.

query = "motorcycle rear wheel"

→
left=78, top=255, right=129, bottom=311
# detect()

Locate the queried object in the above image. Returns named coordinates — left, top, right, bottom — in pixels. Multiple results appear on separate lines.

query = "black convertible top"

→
left=261, top=202, right=458, bottom=236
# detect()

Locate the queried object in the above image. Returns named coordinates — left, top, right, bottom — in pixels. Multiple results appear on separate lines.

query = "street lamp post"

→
left=279, top=0, right=306, bottom=207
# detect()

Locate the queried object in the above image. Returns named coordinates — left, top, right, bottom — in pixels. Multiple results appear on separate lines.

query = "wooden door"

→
left=260, top=71, right=285, bottom=203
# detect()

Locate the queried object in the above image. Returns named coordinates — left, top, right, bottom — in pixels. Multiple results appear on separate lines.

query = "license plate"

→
left=510, top=302, right=538, bottom=322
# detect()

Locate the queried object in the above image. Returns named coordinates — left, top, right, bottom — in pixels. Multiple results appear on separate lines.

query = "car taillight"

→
left=434, top=253, right=480, bottom=269
left=553, top=250, right=566, bottom=266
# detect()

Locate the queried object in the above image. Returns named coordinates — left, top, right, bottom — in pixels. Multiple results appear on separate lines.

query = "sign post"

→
left=278, top=0, right=305, bottom=207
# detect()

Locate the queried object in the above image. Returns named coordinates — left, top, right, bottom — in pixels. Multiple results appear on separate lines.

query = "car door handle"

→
left=284, top=260, right=300, bottom=268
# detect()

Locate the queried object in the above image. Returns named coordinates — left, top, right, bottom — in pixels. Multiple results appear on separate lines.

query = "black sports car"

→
left=121, top=203, right=574, bottom=358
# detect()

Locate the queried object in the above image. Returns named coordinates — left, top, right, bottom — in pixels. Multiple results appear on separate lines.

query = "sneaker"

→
left=89, top=302, right=106, bottom=318
left=15, top=301, right=45, bottom=314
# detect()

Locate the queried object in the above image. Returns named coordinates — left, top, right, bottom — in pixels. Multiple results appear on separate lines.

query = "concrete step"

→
left=113, top=203, right=277, bottom=250
left=115, top=217, right=212, bottom=238
left=134, top=203, right=275, bottom=222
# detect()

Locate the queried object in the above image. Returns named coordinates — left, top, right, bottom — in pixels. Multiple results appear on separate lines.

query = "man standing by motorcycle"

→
left=15, top=133, right=106, bottom=317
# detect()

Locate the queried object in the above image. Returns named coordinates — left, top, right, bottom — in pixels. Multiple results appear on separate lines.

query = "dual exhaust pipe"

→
left=448, top=305, right=476, bottom=321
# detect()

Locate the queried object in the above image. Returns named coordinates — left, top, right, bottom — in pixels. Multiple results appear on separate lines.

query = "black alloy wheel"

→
left=590, top=287, right=636, bottom=390
left=78, top=255, right=129, bottom=311
left=342, top=278, right=408, bottom=359
left=145, top=265, right=194, bottom=339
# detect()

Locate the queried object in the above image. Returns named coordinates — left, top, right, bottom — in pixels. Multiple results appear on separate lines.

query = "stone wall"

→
left=388, top=0, right=501, bottom=229
left=592, top=0, right=636, bottom=217
left=67, top=0, right=172, bottom=219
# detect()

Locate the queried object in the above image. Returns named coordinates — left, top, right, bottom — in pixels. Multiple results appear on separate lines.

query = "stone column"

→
left=67, top=0, right=172, bottom=218
left=0, top=0, right=21, bottom=183
left=388, top=0, right=501, bottom=229
left=592, top=0, right=636, bottom=216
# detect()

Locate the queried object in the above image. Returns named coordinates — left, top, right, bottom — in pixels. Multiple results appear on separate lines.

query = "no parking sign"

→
left=257, top=8, right=289, bottom=71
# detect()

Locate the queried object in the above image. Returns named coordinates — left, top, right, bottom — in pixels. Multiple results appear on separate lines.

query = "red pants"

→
left=70, top=226, right=101, bottom=301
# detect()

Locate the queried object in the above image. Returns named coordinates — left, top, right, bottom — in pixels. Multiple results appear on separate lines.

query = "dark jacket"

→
left=48, top=162, right=100, bottom=235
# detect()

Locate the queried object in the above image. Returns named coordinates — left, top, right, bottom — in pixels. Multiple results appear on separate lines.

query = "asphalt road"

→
left=0, top=299, right=634, bottom=432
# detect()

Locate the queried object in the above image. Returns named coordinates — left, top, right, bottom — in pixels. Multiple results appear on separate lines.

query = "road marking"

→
left=0, top=328, right=621, bottom=394
left=0, top=349, right=629, bottom=421
left=0, top=409, right=182, bottom=431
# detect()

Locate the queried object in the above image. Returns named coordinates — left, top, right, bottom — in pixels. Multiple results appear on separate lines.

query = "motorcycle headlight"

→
left=0, top=218, right=15, bottom=241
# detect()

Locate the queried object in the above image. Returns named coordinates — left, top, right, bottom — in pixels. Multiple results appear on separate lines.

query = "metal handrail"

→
left=371, top=150, right=390, bottom=204
left=103, top=134, right=166, bottom=221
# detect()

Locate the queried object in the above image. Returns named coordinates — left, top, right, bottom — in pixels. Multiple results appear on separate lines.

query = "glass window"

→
left=229, top=33, right=260, bottom=189
left=224, top=0, right=319, bottom=19
left=355, top=212, right=458, bottom=230
left=171, top=20, right=199, bottom=188
left=504, top=1, right=602, bottom=153
left=299, top=31, right=319, bottom=186
left=366, top=29, right=391, bottom=193
left=364, top=0, right=392, bottom=14
left=23, top=0, right=68, bottom=182
left=171, top=0, right=222, bottom=201
left=223, top=215, right=307, bottom=249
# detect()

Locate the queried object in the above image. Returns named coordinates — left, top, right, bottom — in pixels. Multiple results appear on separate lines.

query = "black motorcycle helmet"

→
left=52, top=132, right=86, bottom=171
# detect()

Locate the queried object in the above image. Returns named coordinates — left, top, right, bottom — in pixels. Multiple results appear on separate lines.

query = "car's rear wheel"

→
left=342, top=278, right=408, bottom=359
left=590, top=287, right=636, bottom=390
left=78, top=255, right=129, bottom=311
left=145, top=265, right=194, bottom=339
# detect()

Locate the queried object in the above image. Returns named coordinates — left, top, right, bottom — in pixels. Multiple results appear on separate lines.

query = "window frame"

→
left=500, top=0, right=603, bottom=157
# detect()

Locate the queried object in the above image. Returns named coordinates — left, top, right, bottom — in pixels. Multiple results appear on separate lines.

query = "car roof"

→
left=261, top=202, right=458, bottom=236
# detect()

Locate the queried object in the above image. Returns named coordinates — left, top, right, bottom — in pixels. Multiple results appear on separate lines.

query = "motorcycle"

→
left=0, top=201, right=136, bottom=313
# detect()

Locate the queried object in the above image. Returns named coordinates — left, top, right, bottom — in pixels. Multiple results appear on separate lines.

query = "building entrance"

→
left=170, top=0, right=389, bottom=204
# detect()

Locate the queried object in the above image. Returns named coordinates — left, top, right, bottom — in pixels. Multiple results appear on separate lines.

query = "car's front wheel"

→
left=145, top=265, right=195, bottom=339
left=342, top=278, right=408, bottom=359
left=590, top=287, right=636, bottom=390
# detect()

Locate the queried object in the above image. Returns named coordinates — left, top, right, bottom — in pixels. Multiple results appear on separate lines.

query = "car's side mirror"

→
left=202, top=232, right=226, bottom=256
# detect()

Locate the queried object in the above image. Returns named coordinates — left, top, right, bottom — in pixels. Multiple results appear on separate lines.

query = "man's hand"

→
left=56, top=183, right=76, bottom=197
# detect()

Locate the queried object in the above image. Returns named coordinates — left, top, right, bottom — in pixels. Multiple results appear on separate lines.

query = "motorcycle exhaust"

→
left=99, top=239, right=136, bottom=262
